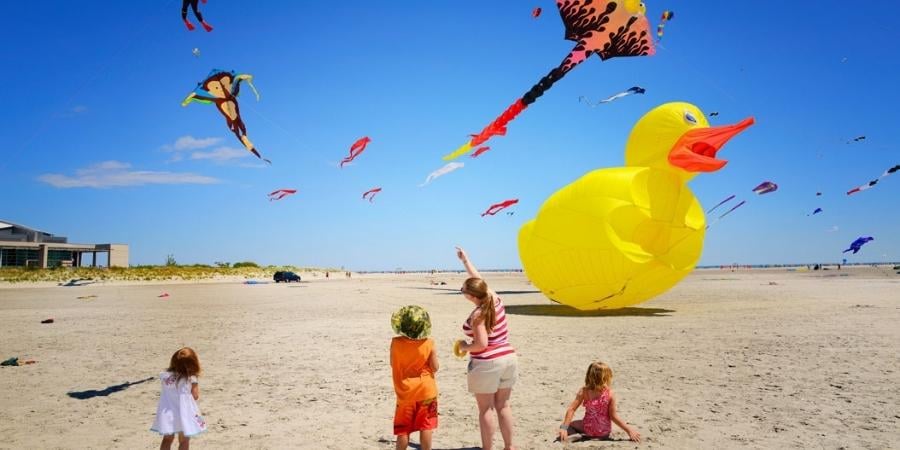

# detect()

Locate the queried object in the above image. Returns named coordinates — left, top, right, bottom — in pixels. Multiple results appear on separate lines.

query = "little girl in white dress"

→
left=151, top=347, right=207, bottom=448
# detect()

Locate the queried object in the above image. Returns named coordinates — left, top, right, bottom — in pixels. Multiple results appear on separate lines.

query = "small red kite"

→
left=481, top=199, right=519, bottom=217
left=268, top=189, right=297, bottom=201
left=341, top=136, right=372, bottom=168
left=362, top=187, right=382, bottom=203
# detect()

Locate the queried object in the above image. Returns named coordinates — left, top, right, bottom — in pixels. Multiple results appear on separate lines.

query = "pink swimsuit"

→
left=582, top=388, right=611, bottom=437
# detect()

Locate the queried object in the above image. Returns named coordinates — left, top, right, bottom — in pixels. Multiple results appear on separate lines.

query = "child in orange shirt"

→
left=391, top=305, right=440, bottom=450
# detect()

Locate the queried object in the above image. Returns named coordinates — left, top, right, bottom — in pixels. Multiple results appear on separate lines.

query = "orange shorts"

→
left=393, top=398, right=438, bottom=435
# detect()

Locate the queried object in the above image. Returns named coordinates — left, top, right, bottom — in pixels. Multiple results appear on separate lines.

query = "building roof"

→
left=0, top=219, right=66, bottom=243
left=0, top=220, right=50, bottom=235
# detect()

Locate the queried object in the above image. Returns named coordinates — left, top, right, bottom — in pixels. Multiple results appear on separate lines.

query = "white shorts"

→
left=467, top=353, right=518, bottom=394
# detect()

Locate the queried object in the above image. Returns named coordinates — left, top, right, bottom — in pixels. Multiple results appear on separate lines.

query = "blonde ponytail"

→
left=463, top=277, right=497, bottom=332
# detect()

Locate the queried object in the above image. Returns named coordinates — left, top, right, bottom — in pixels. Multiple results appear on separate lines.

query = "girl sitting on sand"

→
left=557, top=361, right=640, bottom=443
left=151, top=347, right=207, bottom=448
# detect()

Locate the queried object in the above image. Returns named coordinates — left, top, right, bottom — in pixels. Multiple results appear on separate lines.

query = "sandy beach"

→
left=1, top=267, right=898, bottom=449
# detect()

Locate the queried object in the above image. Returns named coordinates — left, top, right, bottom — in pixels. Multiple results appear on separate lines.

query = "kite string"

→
left=245, top=103, right=316, bottom=157
left=654, top=41, right=738, bottom=104
left=15, top=0, right=179, bottom=158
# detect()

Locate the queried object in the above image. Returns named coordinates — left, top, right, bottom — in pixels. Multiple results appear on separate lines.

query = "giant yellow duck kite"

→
left=518, top=103, right=754, bottom=310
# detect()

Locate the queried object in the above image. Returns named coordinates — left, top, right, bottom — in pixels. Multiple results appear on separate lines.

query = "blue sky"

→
left=3, top=1, right=899, bottom=270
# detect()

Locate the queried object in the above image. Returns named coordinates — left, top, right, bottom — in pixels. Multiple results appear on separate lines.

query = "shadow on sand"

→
left=409, top=444, right=479, bottom=450
left=59, top=278, right=96, bottom=287
left=495, top=290, right=541, bottom=295
left=67, top=377, right=155, bottom=400
left=403, top=287, right=541, bottom=296
left=505, top=304, right=674, bottom=317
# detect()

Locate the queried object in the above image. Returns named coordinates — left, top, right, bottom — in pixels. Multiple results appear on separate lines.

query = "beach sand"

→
left=1, top=267, right=898, bottom=449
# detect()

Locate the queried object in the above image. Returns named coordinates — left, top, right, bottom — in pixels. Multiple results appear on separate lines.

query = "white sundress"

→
left=150, top=371, right=207, bottom=437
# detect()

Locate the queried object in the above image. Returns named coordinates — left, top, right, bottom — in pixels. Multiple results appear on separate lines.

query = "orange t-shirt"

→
left=390, top=337, right=437, bottom=403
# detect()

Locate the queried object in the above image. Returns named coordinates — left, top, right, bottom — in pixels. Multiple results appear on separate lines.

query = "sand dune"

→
left=1, top=268, right=898, bottom=449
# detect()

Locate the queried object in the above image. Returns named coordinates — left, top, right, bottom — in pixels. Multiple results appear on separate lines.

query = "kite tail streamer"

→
left=442, top=54, right=580, bottom=160
left=706, top=194, right=736, bottom=214
left=237, top=75, right=261, bottom=102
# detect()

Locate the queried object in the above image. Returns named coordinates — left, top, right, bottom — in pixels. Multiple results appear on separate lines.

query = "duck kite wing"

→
left=340, top=136, right=372, bottom=168
left=847, top=164, right=899, bottom=195
left=481, top=199, right=519, bottom=217
left=362, top=187, right=382, bottom=203
left=442, top=0, right=654, bottom=160
left=419, top=162, right=464, bottom=187
left=268, top=189, right=297, bottom=201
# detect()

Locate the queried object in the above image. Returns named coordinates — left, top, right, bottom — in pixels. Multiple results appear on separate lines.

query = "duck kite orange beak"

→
left=669, top=117, right=755, bottom=172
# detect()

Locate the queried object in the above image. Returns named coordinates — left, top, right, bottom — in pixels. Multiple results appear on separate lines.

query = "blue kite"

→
left=842, top=236, right=874, bottom=254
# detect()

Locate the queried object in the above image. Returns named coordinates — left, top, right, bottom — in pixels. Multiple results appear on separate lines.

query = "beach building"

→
left=0, top=219, right=128, bottom=268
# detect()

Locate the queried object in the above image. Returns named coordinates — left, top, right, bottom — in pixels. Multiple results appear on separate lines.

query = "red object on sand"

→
left=158, top=293, right=170, bottom=298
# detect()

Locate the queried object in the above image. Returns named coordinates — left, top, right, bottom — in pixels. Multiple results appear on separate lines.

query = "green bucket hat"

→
left=391, top=305, right=432, bottom=340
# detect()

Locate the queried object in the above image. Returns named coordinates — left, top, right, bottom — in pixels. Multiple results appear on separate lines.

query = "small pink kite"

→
left=481, top=199, right=519, bottom=217
left=362, top=187, right=382, bottom=203
left=470, top=146, right=491, bottom=158
left=341, top=136, right=372, bottom=168
left=268, top=189, right=297, bottom=201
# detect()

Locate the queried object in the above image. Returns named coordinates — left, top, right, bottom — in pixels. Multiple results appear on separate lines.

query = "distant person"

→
left=151, top=347, right=206, bottom=449
left=325, top=272, right=330, bottom=279
left=454, top=247, right=518, bottom=450
left=390, top=305, right=439, bottom=450
left=557, top=362, right=640, bottom=443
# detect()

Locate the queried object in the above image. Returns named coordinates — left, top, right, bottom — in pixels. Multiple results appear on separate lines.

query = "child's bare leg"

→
left=419, top=430, right=433, bottom=450
left=177, top=433, right=190, bottom=450
left=565, top=420, right=585, bottom=441
left=395, top=433, right=409, bottom=450
left=569, top=420, right=584, bottom=433
left=160, top=434, right=175, bottom=450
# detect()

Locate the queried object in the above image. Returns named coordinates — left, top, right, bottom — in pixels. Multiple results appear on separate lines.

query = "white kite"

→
left=419, top=162, right=464, bottom=187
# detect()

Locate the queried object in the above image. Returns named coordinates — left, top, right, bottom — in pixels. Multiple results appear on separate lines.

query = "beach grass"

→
left=0, top=265, right=341, bottom=283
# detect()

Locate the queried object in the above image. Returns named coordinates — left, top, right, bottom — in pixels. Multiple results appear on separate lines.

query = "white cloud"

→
left=190, top=146, right=249, bottom=163
left=162, top=136, right=223, bottom=151
left=71, top=105, right=88, bottom=114
left=38, top=160, right=220, bottom=188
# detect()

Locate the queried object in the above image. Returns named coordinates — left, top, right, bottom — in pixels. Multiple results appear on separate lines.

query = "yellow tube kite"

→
left=518, top=102, right=754, bottom=310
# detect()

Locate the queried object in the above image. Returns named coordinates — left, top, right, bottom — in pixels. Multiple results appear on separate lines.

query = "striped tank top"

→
left=462, top=296, right=515, bottom=360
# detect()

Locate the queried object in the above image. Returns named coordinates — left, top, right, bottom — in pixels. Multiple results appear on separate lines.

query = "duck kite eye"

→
left=684, top=111, right=698, bottom=125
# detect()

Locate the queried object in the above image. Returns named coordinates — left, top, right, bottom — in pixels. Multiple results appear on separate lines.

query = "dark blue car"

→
left=273, top=271, right=302, bottom=283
